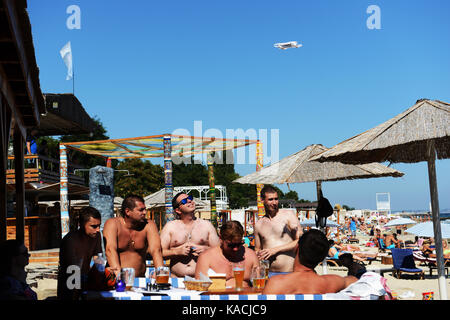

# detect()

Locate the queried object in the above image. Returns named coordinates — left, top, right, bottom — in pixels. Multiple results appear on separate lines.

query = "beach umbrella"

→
left=384, top=217, right=417, bottom=227
left=312, top=99, right=450, bottom=299
left=406, top=221, right=450, bottom=239
left=234, top=144, right=403, bottom=274
left=300, top=218, right=340, bottom=228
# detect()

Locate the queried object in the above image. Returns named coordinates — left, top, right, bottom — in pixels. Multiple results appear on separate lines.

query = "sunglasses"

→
left=177, top=195, right=193, bottom=207
left=226, top=241, right=244, bottom=249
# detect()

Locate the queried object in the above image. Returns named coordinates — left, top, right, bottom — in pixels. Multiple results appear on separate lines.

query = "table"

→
left=83, top=277, right=327, bottom=300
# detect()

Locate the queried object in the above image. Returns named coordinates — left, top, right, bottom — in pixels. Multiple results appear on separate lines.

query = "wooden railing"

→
left=7, top=154, right=86, bottom=185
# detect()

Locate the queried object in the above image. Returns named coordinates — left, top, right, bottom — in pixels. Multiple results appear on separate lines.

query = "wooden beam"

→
left=0, top=57, right=25, bottom=138
left=13, top=126, right=25, bottom=243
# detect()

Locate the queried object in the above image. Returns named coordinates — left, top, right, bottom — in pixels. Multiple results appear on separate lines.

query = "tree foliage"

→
left=114, top=158, right=164, bottom=198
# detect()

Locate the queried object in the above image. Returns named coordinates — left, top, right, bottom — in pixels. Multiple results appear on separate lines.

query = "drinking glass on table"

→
left=120, top=268, right=135, bottom=290
left=232, top=262, right=245, bottom=291
left=150, top=266, right=170, bottom=284
left=250, top=266, right=266, bottom=289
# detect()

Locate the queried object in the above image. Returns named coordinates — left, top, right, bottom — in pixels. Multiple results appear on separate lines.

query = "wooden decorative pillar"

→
left=59, top=144, right=69, bottom=239
left=256, top=141, right=264, bottom=218
left=163, top=135, right=175, bottom=223
left=207, top=152, right=217, bottom=228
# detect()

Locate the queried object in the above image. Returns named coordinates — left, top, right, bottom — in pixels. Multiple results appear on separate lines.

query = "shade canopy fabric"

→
left=61, top=134, right=259, bottom=159
left=311, top=99, right=450, bottom=165
left=406, top=222, right=450, bottom=239
left=384, top=217, right=417, bottom=227
left=300, top=217, right=340, bottom=228
left=233, top=144, right=404, bottom=184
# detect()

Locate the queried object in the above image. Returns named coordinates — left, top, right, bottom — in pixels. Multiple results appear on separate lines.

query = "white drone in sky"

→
left=274, top=41, right=302, bottom=50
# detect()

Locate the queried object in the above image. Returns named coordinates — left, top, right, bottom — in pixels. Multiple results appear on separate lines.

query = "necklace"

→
left=122, top=217, right=136, bottom=248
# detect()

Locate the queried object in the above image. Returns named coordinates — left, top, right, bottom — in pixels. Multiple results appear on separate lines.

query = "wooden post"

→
left=256, top=141, right=264, bottom=218
left=163, top=135, right=175, bottom=223
left=13, top=128, right=25, bottom=243
left=0, top=95, right=12, bottom=241
left=207, top=152, right=217, bottom=228
left=427, top=140, right=447, bottom=300
left=59, top=144, right=69, bottom=239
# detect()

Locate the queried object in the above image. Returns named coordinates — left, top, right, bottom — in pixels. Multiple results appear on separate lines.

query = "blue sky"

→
left=27, top=0, right=450, bottom=211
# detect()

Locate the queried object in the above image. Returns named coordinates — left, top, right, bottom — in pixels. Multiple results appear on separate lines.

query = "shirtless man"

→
left=103, top=195, right=164, bottom=277
left=195, top=221, right=259, bottom=288
left=385, top=233, right=402, bottom=249
left=160, top=192, right=220, bottom=277
left=58, top=206, right=103, bottom=300
left=263, top=229, right=357, bottom=294
left=254, top=185, right=302, bottom=272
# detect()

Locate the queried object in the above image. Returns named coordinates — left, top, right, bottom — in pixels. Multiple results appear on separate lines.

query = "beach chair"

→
left=391, top=248, right=425, bottom=279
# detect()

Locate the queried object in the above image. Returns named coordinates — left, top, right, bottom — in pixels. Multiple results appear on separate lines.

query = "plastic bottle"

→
left=94, top=253, right=106, bottom=273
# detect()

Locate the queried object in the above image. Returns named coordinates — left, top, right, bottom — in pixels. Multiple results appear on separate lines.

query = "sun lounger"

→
left=413, top=251, right=450, bottom=276
left=391, top=248, right=424, bottom=279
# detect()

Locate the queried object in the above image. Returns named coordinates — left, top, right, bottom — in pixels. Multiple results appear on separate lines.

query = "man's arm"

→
left=194, top=251, right=210, bottom=280
left=257, top=214, right=301, bottom=260
left=102, top=219, right=121, bottom=276
left=146, top=220, right=164, bottom=268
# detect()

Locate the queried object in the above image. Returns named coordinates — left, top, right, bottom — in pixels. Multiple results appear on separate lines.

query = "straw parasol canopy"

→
left=310, top=99, right=450, bottom=165
left=233, top=144, right=404, bottom=275
left=312, top=99, right=450, bottom=300
left=233, top=144, right=404, bottom=185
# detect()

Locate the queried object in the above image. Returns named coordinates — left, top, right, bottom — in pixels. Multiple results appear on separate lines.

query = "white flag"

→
left=60, top=41, right=73, bottom=80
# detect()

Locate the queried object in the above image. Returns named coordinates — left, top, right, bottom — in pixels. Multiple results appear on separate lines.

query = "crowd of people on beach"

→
left=0, top=185, right=446, bottom=300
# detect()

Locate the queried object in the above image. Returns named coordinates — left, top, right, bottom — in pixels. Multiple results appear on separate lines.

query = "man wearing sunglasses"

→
left=160, top=192, right=220, bottom=277
left=254, top=185, right=302, bottom=273
left=195, top=221, right=259, bottom=288
left=103, top=195, right=164, bottom=278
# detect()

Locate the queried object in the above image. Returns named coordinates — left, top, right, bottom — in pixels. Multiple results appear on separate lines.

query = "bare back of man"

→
left=255, top=209, right=301, bottom=272
left=263, top=270, right=356, bottom=294
left=161, top=219, right=219, bottom=277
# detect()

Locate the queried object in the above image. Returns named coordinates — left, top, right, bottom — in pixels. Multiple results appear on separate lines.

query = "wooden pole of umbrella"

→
left=427, top=140, right=447, bottom=300
left=316, top=180, right=329, bottom=275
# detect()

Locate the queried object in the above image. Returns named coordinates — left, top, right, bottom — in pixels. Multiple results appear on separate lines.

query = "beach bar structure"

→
left=60, top=134, right=262, bottom=237
left=0, top=0, right=46, bottom=244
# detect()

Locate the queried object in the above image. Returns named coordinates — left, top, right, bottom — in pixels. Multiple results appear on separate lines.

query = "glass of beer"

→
left=155, top=266, right=170, bottom=284
left=232, top=262, right=245, bottom=291
left=250, top=266, right=266, bottom=289
left=120, top=268, right=135, bottom=290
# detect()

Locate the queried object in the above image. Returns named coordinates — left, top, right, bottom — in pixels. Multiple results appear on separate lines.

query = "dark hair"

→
left=77, top=206, right=101, bottom=228
left=172, top=191, right=186, bottom=210
left=260, top=185, right=278, bottom=200
left=297, top=229, right=330, bottom=269
left=0, top=240, right=25, bottom=276
left=220, top=221, right=243, bottom=241
left=121, top=195, right=145, bottom=217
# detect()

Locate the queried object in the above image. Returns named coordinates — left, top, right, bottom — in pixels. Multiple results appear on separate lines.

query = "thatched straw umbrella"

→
left=312, top=99, right=450, bottom=299
left=233, top=144, right=404, bottom=274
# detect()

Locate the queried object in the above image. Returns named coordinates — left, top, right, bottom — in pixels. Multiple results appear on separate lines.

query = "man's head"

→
left=172, top=192, right=195, bottom=217
left=297, top=229, right=330, bottom=269
left=338, top=253, right=354, bottom=268
left=78, top=206, right=101, bottom=238
left=260, top=185, right=279, bottom=216
left=220, top=220, right=244, bottom=254
left=121, top=195, right=147, bottom=223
